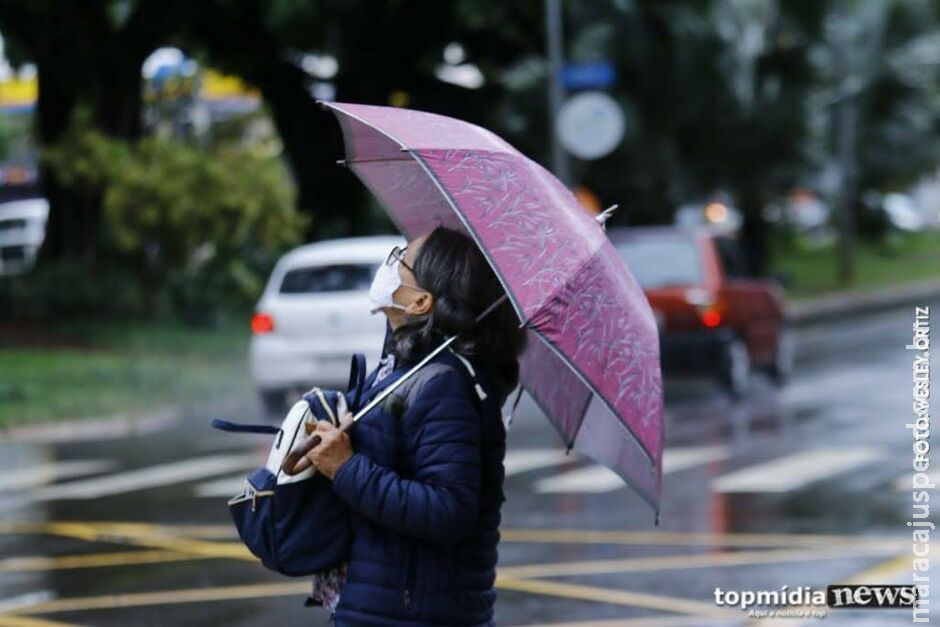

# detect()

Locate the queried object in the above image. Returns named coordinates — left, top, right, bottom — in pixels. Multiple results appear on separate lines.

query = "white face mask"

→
left=368, top=259, right=409, bottom=315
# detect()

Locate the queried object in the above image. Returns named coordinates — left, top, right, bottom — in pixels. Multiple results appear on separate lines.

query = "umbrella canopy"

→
left=323, top=102, right=664, bottom=520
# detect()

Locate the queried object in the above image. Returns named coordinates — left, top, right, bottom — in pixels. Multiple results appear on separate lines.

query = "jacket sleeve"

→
left=330, top=367, right=482, bottom=544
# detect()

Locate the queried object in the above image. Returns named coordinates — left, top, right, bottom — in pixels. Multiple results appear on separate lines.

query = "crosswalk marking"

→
left=196, top=446, right=730, bottom=497
left=193, top=445, right=730, bottom=497
left=535, top=445, right=731, bottom=494
left=3, top=445, right=891, bottom=501
left=0, top=460, right=116, bottom=492
left=504, top=449, right=573, bottom=476
left=893, top=472, right=940, bottom=492
left=33, top=454, right=259, bottom=501
left=194, top=474, right=250, bottom=498
left=535, top=465, right=621, bottom=493
left=712, top=447, right=885, bottom=493
left=193, top=449, right=578, bottom=497
left=661, top=445, right=730, bottom=474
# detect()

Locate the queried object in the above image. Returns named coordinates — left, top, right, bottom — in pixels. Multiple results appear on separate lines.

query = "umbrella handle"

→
left=280, top=434, right=321, bottom=475
left=280, top=420, right=357, bottom=476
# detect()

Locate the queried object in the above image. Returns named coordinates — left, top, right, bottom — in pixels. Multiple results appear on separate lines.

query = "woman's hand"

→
left=305, top=416, right=354, bottom=480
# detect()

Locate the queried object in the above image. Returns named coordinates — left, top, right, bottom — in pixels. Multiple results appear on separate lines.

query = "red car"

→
left=607, top=226, right=791, bottom=398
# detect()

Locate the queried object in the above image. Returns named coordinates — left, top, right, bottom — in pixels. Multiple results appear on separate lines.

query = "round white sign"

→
left=556, top=91, right=626, bottom=160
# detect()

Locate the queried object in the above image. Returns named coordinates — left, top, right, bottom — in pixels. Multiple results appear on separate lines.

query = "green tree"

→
left=179, top=0, right=538, bottom=239
left=40, top=125, right=306, bottom=322
left=0, top=0, right=186, bottom=265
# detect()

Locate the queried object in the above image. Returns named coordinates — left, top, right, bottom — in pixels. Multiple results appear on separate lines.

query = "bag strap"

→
left=304, top=388, right=338, bottom=426
left=503, top=384, right=524, bottom=429
left=447, top=348, right=488, bottom=402
left=346, top=353, right=367, bottom=411
left=211, top=418, right=281, bottom=435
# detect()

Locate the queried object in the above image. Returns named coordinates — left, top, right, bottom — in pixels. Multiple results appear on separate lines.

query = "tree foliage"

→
left=34, top=124, right=306, bottom=323
left=0, top=0, right=936, bottom=296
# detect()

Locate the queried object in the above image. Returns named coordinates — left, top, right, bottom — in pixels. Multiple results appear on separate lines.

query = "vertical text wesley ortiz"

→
left=908, top=306, right=931, bottom=623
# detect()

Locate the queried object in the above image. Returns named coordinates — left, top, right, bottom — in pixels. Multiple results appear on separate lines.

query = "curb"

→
left=789, top=277, right=940, bottom=326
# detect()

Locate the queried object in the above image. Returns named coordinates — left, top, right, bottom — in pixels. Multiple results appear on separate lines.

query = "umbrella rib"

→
left=566, top=378, right=596, bottom=452
left=336, top=156, right=415, bottom=166
left=320, top=100, right=410, bottom=155
left=323, top=101, right=531, bottom=327
left=407, top=151, right=530, bottom=325
left=527, top=326, right=657, bottom=468
left=323, top=102, right=524, bottom=320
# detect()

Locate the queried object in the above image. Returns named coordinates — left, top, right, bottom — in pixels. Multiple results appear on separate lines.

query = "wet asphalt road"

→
left=0, top=302, right=934, bottom=626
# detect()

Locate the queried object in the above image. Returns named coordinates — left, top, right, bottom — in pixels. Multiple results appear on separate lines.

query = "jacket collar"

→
left=355, top=362, right=411, bottom=409
left=354, top=349, right=505, bottom=412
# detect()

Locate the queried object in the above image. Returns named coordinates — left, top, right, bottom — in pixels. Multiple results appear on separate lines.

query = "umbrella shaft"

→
left=350, top=334, right=458, bottom=424
left=350, top=292, right=513, bottom=424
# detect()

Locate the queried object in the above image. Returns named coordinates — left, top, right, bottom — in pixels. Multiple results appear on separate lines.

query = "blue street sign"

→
left=561, top=62, right=617, bottom=89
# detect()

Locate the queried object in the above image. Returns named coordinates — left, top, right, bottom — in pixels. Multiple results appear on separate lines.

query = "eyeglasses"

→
left=385, top=245, right=415, bottom=274
left=385, top=245, right=428, bottom=294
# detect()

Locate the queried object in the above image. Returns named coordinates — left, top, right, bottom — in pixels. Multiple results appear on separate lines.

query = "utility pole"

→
left=832, top=0, right=857, bottom=286
left=545, top=0, right=571, bottom=186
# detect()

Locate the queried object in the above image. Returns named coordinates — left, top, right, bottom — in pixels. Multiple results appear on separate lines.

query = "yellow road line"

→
left=499, top=528, right=902, bottom=549
left=508, top=617, right=731, bottom=627
left=157, top=524, right=235, bottom=539
left=7, top=577, right=737, bottom=620
left=495, top=577, right=741, bottom=620
left=0, top=617, right=78, bottom=627
left=0, top=542, right=896, bottom=579
left=0, top=519, right=909, bottom=624
left=836, top=552, right=911, bottom=584
left=0, top=520, right=902, bottom=550
left=39, top=522, right=253, bottom=561
left=0, top=550, right=210, bottom=573
left=6, top=582, right=311, bottom=616
left=498, top=545, right=897, bottom=579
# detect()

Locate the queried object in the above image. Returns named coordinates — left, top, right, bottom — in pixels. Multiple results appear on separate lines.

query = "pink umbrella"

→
left=322, top=102, right=665, bottom=522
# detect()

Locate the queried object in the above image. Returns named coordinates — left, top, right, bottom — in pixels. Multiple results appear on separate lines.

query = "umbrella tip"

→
left=595, top=204, right=619, bottom=230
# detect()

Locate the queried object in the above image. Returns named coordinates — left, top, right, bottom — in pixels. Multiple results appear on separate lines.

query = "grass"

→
left=770, top=230, right=940, bottom=301
left=0, top=315, right=255, bottom=427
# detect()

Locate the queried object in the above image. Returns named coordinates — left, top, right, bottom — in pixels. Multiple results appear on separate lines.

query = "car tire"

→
left=720, top=336, right=750, bottom=400
left=259, top=389, right=289, bottom=418
left=766, top=326, right=794, bottom=386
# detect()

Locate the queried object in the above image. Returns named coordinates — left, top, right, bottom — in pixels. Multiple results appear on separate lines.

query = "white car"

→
left=250, top=235, right=404, bottom=416
left=0, top=197, right=49, bottom=276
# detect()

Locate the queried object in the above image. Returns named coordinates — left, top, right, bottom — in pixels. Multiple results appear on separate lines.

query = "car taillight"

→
left=701, top=308, right=722, bottom=328
left=252, top=312, right=275, bottom=334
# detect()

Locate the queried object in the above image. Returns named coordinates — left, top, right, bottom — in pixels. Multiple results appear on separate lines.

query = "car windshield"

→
left=614, top=237, right=704, bottom=288
left=279, top=263, right=377, bottom=294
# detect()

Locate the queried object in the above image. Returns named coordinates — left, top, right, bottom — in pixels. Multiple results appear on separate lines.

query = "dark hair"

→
left=388, top=226, right=527, bottom=392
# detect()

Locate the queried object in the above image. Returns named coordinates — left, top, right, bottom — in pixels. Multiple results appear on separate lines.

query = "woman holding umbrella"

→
left=286, top=100, right=663, bottom=624
left=298, top=226, right=527, bottom=626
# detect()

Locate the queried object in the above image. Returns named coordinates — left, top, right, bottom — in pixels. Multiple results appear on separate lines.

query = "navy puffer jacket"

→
left=330, top=347, right=512, bottom=626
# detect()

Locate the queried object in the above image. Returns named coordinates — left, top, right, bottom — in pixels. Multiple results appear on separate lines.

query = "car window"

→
left=0, top=219, right=28, bottom=231
left=1, top=245, right=25, bottom=261
left=614, top=238, right=704, bottom=288
left=279, top=263, right=377, bottom=294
